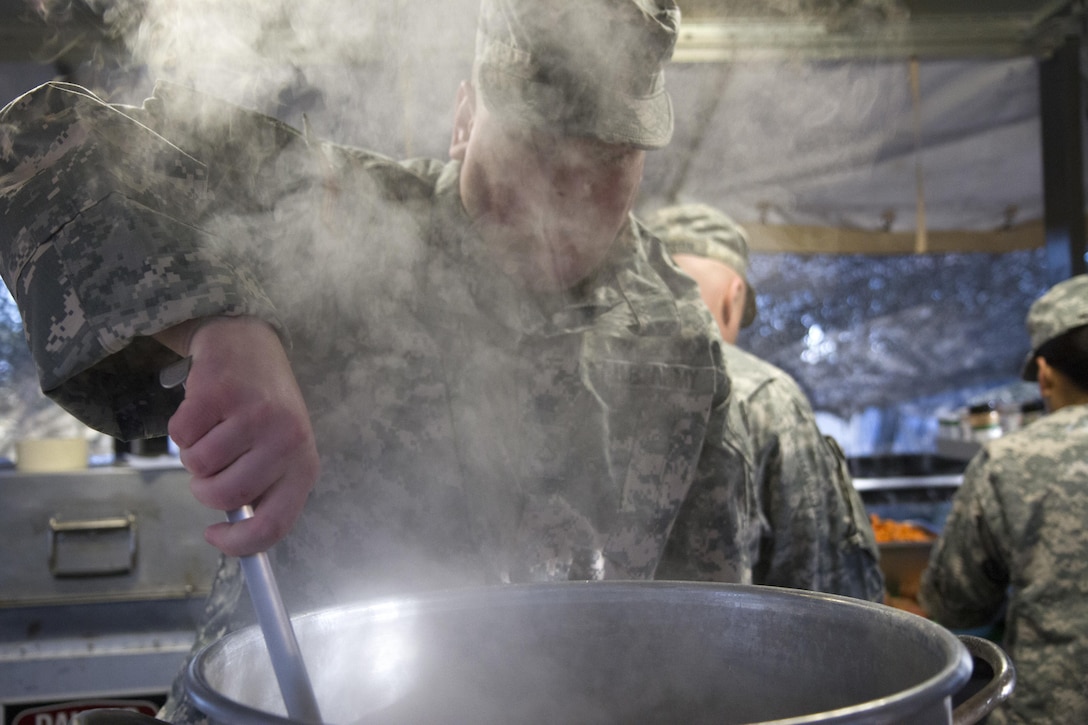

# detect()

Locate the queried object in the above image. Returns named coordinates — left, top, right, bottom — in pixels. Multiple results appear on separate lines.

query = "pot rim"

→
left=186, top=581, right=973, bottom=725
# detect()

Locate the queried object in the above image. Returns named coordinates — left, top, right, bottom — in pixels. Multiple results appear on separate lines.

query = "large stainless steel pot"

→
left=177, top=582, right=1012, bottom=725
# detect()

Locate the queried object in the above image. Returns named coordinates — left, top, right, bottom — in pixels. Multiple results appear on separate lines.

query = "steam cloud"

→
left=30, top=0, right=491, bottom=325
left=37, top=0, right=478, bottom=156
left=23, top=0, right=635, bottom=598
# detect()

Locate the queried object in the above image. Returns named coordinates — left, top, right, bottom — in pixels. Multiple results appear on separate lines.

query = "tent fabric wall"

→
left=637, top=56, right=1058, bottom=245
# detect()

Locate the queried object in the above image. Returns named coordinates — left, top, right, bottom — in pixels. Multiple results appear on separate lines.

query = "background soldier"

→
left=921, top=274, right=1088, bottom=724
left=647, top=203, right=883, bottom=601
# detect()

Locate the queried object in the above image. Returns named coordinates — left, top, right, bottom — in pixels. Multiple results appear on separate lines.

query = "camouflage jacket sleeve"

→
left=918, top=450, right=1009, bottom=628
left=735, top=350, right=884, bottom=601
left=643, top=235, right=759, bottom=585
left=0, top=81, right=297, bottom=438
left=655, top=383, right=758, bottom=585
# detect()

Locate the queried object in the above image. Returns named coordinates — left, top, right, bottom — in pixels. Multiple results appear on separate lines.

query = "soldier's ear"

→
left=449, top=81, right=477, bottom=161
left=722, top=276, right=746, bottom=326
left=1037, top=358, right=1060, bottom=409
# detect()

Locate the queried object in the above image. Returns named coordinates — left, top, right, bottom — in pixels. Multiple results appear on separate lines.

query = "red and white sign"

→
left=13, top=699, right=159, bottom=725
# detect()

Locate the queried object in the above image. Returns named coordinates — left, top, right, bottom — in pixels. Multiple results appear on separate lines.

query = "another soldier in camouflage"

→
left=920, top=274, right=1088, bottom=724
left=1, top=1, right=760, bottom=721
left=646, top=204, right=883, bottom=601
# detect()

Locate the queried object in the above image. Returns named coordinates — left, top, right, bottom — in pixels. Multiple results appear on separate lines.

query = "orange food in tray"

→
left=869, top=513, right=937, bottom=543
left=869, top=514, right=937, bottom=613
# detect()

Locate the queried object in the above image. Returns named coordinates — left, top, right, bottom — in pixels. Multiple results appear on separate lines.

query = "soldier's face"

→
left=451, top=83, right=645, bottom=292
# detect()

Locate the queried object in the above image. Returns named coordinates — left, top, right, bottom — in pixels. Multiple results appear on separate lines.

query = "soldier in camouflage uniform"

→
left=920, top=274, right=1088, bottom=724
left=646, top=204, right=883, bottom=601
left=1, top=1, right=761, bottom=721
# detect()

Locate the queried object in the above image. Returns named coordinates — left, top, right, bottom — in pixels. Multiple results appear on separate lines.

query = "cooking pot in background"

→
left=74, top=581, right=1015, bottom=725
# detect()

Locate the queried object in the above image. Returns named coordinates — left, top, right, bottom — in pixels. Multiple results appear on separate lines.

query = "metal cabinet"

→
left=0, top=466, right=220, bottom=723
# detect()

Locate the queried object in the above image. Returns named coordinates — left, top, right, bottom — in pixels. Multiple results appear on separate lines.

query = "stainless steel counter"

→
left=853, top=473, right=963, bottom=492
left=849, top=454, right=967, bottom=492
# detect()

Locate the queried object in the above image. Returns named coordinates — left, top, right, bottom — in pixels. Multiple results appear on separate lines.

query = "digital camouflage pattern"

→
left=0, top=81, right=285, bottom=440
left=645, top=203, right=882, bottom=601
left=1021, top=273, right=1088, bottom=380
left=474, top=0, right=679, bottom=149
left=723, top=344, right=883, bottom=601
left=644, top=202, right=757, bottom=327
left=920, top=404, right=1088, bottom=724
left=0, top=81, right=757, bottom=723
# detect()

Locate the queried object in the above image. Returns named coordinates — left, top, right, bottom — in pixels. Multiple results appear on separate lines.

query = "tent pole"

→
left=1038, top=32, right=1087, bottom=283
left=909, top=58, right=928, bottom=255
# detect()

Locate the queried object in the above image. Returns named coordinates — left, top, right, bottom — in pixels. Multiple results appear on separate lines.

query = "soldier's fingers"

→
left=202, top=459, right=317, bottom=556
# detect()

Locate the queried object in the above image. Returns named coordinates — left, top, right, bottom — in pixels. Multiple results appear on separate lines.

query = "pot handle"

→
left=951, top=635, right=1017, bottom=725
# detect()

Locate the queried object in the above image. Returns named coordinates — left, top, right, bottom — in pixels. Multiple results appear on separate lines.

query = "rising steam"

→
left=32, top=0, right=477, bottom=155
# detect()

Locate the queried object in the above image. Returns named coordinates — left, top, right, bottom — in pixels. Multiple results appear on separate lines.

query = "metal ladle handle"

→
left=160, top=356, right=323, bottom=723
left=229, top=506, right=324, bottom=724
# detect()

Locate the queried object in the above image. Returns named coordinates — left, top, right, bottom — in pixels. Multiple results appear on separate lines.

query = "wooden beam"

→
left=744, top=220, right=1049, bottom=256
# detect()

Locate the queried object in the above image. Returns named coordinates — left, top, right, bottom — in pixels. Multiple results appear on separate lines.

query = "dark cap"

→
left=473, top=0, right=680, bottom=149
left=644, top=203, right=758, bottom=327
left=1021, top=274, right=1088, bottom=380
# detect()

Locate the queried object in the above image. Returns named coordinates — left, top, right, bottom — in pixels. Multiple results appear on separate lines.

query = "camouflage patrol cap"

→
left=645, top=203, right=758, bottom=327
left=1022, top=274, right=1088, bottom=381
left=472, top=0, right=680, bottom=149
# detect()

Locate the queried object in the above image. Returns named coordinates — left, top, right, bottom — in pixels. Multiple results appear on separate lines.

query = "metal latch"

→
left=48, top=512, right=137, bottom=577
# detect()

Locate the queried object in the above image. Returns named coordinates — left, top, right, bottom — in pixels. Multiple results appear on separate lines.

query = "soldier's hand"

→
left=164, top=316, right=319, bottom=556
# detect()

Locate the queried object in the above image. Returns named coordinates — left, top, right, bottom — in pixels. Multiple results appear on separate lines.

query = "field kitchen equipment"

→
left=72, top=581, right=1014, bottom=725
left=0, top=464, right=220, bottom=725
left=850, top=453, right=968, bottom=610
